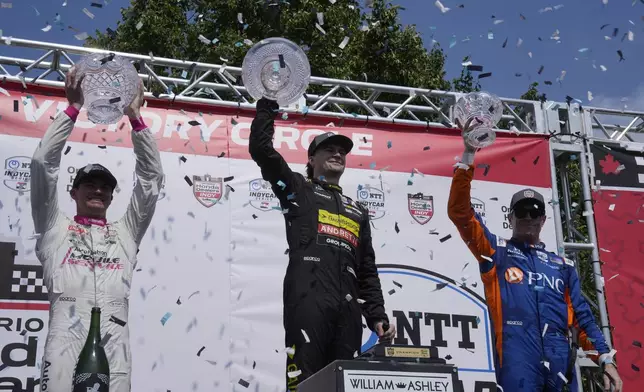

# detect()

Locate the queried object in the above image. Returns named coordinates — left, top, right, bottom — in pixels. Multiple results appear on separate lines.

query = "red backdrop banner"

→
left=591, top=141, right=644, bottom=390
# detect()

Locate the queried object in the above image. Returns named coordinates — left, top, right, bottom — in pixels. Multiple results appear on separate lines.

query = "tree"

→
left=88, top=0, right=452, bottom=90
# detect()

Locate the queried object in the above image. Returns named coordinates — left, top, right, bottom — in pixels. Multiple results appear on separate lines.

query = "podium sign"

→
left=344, top=369, right=455, bottom=392
left=298, top=360, right=462, bottom=392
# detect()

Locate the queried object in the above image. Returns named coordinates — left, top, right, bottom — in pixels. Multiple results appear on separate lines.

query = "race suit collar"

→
left=74, top=215, right=107, bottom=227
left=510, top=238, right=546, bottom=250
left=311, top=177, right=343, bottom=193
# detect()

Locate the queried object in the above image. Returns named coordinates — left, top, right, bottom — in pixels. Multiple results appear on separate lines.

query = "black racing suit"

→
left=249, top=99, right=389, bottom=390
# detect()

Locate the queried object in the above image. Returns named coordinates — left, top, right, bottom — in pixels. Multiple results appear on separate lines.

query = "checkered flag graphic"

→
left=11, top=269, right=48, bottom=295
left=0, top=241, right=48, bottom=302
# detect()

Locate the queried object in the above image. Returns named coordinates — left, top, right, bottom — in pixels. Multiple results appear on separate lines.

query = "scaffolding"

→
left=2, top=36, right=644, bottom=391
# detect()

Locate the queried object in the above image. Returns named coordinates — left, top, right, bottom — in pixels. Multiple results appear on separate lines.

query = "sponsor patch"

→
left=3, top=156, right=31, bottom=192
left=564, top=258, right=575, bottom=267
left=505, top=267, right=524, bottom=283
left=318, top=210, right=360, bottom=237
left=550, top=255, right=563, bottom=265
left=317, top=223, right=358, bottom=247
left=356, top=185, right=386, bottom=220
left=536, top=251, right=549, bottom=262
left=248, top=178, right=279, bottom=211
left=496, top=237, right=507, bottom=247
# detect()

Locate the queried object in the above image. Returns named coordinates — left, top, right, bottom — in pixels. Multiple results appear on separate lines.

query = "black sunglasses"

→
left=512, top=207, right=545, bottom=219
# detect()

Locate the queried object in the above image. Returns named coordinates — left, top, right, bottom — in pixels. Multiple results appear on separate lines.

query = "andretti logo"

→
left=4, top=156, right=31, bottom=192
left=248, top=178, right=279, bottom=211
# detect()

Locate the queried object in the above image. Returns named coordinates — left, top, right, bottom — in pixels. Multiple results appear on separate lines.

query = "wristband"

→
left=64, top=106, right=80, bottom=122
left=129, top=116, right=147, bottom=132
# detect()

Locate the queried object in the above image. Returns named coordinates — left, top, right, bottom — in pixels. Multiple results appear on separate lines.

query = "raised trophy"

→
left=453, top=92, right=504, bottom=149
left=241, top=37, right=311, bottom=107
left=75, top=54, right=140, bottom=124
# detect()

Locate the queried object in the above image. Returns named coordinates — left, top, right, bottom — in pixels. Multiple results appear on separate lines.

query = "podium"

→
left=297, top=359, right=464, bottom=392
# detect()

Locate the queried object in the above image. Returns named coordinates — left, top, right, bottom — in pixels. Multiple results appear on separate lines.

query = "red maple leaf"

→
left=599, top=154, right=621, bottom=175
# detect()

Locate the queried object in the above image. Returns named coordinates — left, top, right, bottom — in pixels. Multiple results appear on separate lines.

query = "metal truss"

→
left=2, top=36, right=643, bottom=391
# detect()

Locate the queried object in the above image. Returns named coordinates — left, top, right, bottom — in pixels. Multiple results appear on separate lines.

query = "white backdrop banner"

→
left=0, top=84, right=555, bottom=392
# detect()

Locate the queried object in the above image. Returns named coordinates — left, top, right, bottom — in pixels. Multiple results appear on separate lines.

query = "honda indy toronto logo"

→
left=360, top=265, right=497, bottom=392
left=193, top=175, right=223, bottom=207
left=408, top=193, right=433, bottom=225
left=3, top=156, right=31, bottom=192
left=356, top=184, right=386, bottom=220
left=248, top=178, right=279, bottom=211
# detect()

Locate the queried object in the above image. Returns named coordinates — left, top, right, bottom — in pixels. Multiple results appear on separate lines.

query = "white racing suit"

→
left=30, top=110, right=163, bottom=392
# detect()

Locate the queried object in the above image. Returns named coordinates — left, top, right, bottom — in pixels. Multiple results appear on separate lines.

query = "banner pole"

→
left=548, top=142, right=566, bottom=257
left=579, top=140, right=613, bottom=348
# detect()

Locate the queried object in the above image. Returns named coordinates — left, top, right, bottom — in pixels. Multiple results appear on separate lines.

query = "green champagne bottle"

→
left=72, top=307, right=110, bottom=392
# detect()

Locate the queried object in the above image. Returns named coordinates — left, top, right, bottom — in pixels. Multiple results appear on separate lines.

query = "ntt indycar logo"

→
left=361, top=265, right=495, bottom=386
left=248, top=178, right=280, bottom=211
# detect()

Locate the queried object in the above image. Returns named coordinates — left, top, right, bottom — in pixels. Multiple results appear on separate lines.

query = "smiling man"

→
left=30, top=67, right=163, bottom=392
left=249, top=98, right=395, bottom=390
left=447, top=125, right=622, bottom=392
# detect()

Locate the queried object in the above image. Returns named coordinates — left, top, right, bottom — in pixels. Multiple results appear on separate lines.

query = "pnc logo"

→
left=504, top=267, right=524, bottom=284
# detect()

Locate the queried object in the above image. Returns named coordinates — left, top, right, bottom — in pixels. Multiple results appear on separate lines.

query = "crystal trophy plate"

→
left=242, top=37, right=311, bottom=107
left=76, top=54, right=139, bottom=124
left=454, top=92, right=504, bottom=149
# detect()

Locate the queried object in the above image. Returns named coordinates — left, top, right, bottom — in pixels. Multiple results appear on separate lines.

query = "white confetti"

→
left=542, top=323, right=548, bottom=337
left=493, top=19, right=504, bottom=25
left=42, top=24, right=52, bottom=32
left=0, top=87, right=9, bottom=97
left=287, top=370, right=302, bottom=378
left=434, top=0, right=450, bottom=13
left=136, top=21, right=143, bottom=30
left=345, top=294, right=353, bottom=302
left=237, top=13, right=243, bottom=24
left=301, top=329, right=310, bottom=343
left=587, top=91, right=593, bottom=101
left=315, top=23, right=326, bottom=35
left=517, top=38, right=523, bottom=47
left=582, top=210, right=594, bottom=216
left=74, top=32, right=89, bottom=41
left=543, top=361, right=550, bottom=370
left=316, top=12, right=324, bottom=26
left=600, top=65, right=607, bottom=71
left=557, top=372, right=568, bottom=383
left=628, top=31, right=634, bottom=41
left=338, top=36, right=350, bottom=49
left=198, top=35, right=211, bottom=44
left=608, top=204, right=615, bottom=211
left=357, top=298, right=366, bottom=304
left=481, top=255, right=493, bottom=262
left=82, top=8, right=95, bottom=19
left=608, top=274, right=620, bottom=282
left=284, top=347, right=295, bottom=356
left=528, top=51, right=533, bottom=58
left=243, top=39, right=253, bottom=46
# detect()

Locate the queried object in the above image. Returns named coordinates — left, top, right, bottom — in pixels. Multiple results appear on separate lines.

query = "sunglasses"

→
left=512, top=207, right=545, bottom=219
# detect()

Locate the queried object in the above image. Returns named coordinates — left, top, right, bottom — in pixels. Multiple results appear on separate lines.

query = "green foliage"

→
left=520, top=82, right=541, bottom=101
left=452, top=59, right=480, bottom=93
left=87, top=0, right=453, bottom=91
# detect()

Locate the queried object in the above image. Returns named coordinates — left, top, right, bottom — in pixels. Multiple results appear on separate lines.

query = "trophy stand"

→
left=297, top=345, right=464, bottom=392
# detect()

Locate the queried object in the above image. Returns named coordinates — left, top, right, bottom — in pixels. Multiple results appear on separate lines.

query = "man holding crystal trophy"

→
left=448, top=93, right=622, bottom=391
left=244, top=38, right=396, bottom=390
left=31, top=55, right=163, bottom=392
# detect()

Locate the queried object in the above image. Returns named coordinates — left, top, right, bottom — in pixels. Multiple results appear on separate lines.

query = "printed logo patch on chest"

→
left=316, top=209, right=360, bottom=254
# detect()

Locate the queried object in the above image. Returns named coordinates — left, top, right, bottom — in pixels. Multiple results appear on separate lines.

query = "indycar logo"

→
left=3, top=156, right=31, bottom=192
left=248, top=178, right=280, bottom=211
left=505, top=267, right=524, bottom=283
left=407, top=193, right=434, bottom=225
left=193, top=175, right=223, bottom=208
left=356, top=184, right=385, bottom=220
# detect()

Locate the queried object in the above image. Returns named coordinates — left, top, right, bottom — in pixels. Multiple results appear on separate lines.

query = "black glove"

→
left=256, top=98, right=279, bottom=115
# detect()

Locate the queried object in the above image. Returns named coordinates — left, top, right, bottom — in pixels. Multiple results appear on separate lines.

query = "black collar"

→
left=309, top=177, right=343, bottom=193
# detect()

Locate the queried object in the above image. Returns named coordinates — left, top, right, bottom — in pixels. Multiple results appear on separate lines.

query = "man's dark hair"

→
left=306, top=163, right=313, bottom=179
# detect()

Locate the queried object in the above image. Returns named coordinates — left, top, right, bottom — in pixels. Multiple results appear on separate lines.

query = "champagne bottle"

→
left=72, top=307, right=110, bottom=392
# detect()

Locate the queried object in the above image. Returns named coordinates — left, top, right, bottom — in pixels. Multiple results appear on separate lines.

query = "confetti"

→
left=99, top=333, right=112, bottom=347
left=238, top=379, right=250, bottom=388
left=435, top=0, right=450, bottom=13
left=288, top=370, right=302, bottom=378
left=388, top=289, right=396, bottom=295
left=109, top=315, right=126, bottom=327
left=160, top=312, right=172, bottom=326
left=301, top=329, right=310, bottom=343
left=82, top=8, right=95, bottom=19
left=74, top=32, right=90, bottom=41
left=394, top=222, right=400, bottom=233
left=439, top=234, right=452, bottom=243
left=184, top=176, right=193, bottom=186
left=433, top=282, right=449, bottom=291
left=136, top=21, right=144, bottom=30
left=338, top=36, right=350, bottom=49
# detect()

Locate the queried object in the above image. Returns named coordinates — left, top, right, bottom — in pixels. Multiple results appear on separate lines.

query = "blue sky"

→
left=0, top=0, right=642, bottom=111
